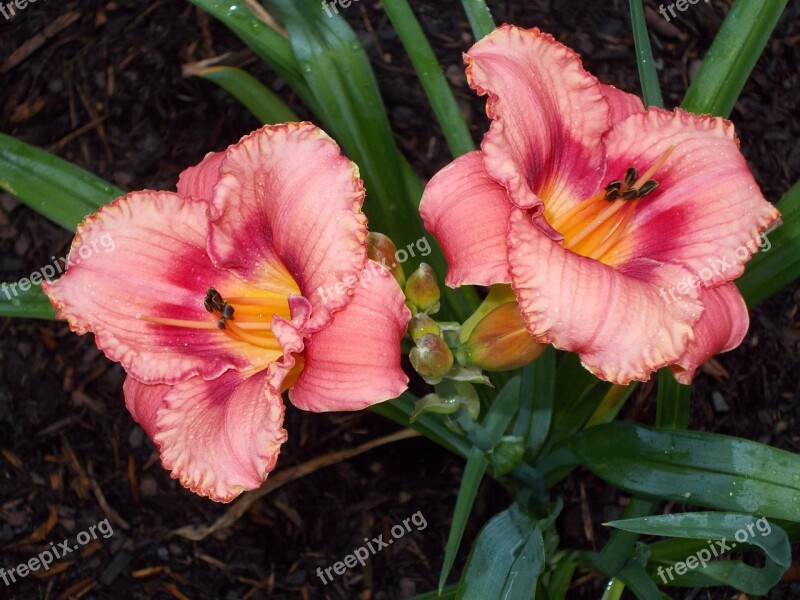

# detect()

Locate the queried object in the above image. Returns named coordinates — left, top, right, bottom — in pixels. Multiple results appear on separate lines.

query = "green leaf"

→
left=187, top=0, right=320, bottom=114
left=545, top=353, right=611, bottom=450
left=682, top=0, right=790, bottom=118
left=457, top=505, right=545, bottom=599
left=585, top=383, right=636, bottom=428
left=190, top=66, right=299, bottom=124
left=628, top=0, right=664, bottom=108
left=608, top=512, right=791, bottom=595
left=438, top=377, right=522, bottom=590
left=655, top=368, right=690, bottom=429
left=381, top=0, right=475, bottom=158
left=555, top=422, right=800, bottom=521
left=0, top=133, right=122, bottom=230
left=513, top=346, right=555, bottom=460
left=0, top=284, right=57, bottom=320
left=438, top=446, right=490, bottom=592
left=543, top=556, right=579, bottom=600
left=482, top=376, right=521, bottom=438
left=460, top=0, right=496, bottom=41
left=737, top=179, right=800, bottom=307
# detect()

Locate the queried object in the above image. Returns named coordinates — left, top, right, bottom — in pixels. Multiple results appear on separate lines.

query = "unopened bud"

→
left=457, top=301, right=545, bottom=371
left=367, top=232, right=405, bottom=286
left=489, top=436, right=525, bottom=476
left=405, top=263, right=440, bottom=314
left=408, top=314, right=440, bottom=342
left=410, top=333, right=453, bottom=380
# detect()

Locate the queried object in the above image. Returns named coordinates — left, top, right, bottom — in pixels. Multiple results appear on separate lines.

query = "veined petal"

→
left=290, top=261, right=410, bottom=412
left=124, top=368, right=288, bottom=503
left=508, top=209, right=703, bottom=384
left=208, top=122, right=368, bottom=331
left=176, top=150, right=225, bottom=202
left=420, top=151, right=512, bottom=287
left=43, top=191, right=277, bottom=385
left=466, top=25, right=610, bottom=215
left=599, top=83, right=644, bottom=125
left=671, top=283, right=749, bottom=384
left=601, top=108, right=780, bottom=280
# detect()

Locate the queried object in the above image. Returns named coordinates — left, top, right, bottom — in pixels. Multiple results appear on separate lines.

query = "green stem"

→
left=629, top=0, right=664, bottom=108
left=460, top=0, right=496, bottom=41
left=382, top=0, right=475, bottom=158
left=682, top=0, right=790, bottom=117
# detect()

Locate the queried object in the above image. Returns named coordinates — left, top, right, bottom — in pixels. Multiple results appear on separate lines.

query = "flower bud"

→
left=489, top=435, right=525, bottom=476
left=405, top=263, right=440, bottom=314
left=410, top=333, right=453, bottom=380
left=367, top=232, right=405, bottom=286
left=408, top=314, right=440, bottom=343
left=457, top=301, right=545, bottom=371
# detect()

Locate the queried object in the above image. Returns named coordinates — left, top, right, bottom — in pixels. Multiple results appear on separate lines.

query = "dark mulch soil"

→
left=1, top=0, right=798, bottom=598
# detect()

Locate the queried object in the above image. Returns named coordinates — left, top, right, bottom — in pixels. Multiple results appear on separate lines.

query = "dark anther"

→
left=605, top=180, right=622, bottom=193
left=217, top=319, right=227, bottom=330
left=624, top=167, right=638, bottom=188
left=605, top=188, right=621, bottom=201
left=621, top=189, right=640, bottom=201
left=204, top=288, right=225, bottom=314
left=223, top=304, right=235, bottom=319
left=638, top=180, right=659, bottom=197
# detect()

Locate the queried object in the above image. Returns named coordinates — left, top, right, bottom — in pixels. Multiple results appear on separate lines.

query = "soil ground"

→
left=0, top=1, right=798, bottom=598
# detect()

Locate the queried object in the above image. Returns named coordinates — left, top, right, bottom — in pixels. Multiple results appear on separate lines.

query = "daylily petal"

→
left=290, top=261, right=410, bottom=412
left=208, top=122, right=368, bottom=331
left=176, top=150, right=225, bottom=202
left=420, top=151, right=512, bottom=287
left=601, top=108, right=780, bottom=280
left=599, top=83, right=644, bottom=125
left=43, top=191, right=277, bottom=385
left=508, top=209, right=703, bottom=384
left=671, top=283, right=749, bottom=384
left=124, top=368, right=288, bottom=503
left=466, top=25, right=610, bottom=214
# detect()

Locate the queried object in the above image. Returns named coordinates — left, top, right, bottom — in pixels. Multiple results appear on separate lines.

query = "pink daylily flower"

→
left=44, top=122, right=410, bottom=502
left=420, top=25, right=779, bottom=385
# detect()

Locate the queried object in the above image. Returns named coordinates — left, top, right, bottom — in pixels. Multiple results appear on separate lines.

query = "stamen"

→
left=633, top=146, right=674, bottom=189
left=549, top=194, right=603, bottom=232
left=591, top=203, right=636, bottom=261
left=224, top=320, right=283, bottom=349
left=624, top=167, right=638, bottom=188
left=137, top=315, right=220, bottom=329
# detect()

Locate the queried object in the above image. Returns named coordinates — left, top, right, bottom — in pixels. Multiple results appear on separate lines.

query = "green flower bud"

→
left=457, top=301, right=545, bottom=372
left=489, top=435, right=525, bottom=476
left=408, top=314, right=441, bottom=342
left=410, top=333, right=453, bottom=380
left=405, top=263, right=440, bottom=314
